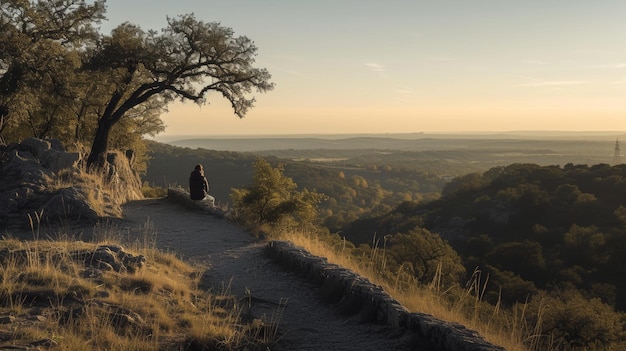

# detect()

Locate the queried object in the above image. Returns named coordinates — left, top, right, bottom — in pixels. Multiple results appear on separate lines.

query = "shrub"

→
left=525, top=289, right=625, bottom=350
left=231, top=158, right=326, bottom=231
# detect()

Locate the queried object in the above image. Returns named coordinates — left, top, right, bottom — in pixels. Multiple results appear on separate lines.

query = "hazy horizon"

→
left=153, top=130, right=626, bottom=143
left=102, top=1, right=626, bottom=136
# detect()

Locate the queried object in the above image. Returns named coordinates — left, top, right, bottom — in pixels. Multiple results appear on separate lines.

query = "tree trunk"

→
left=86, top=118, right=113, bottom=168
left=0, top=108, right=7, bottom=145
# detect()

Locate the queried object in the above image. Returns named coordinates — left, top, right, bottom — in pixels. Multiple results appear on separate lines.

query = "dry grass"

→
left=0, top=230, right=273, bottom=350
left=48, top=151, right=145, bottom=218
left=276, top=230, right=534, bottom=351
left=2, top=146, right=280, bottom=349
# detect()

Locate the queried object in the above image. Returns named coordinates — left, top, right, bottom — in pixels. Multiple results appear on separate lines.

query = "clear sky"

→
left=101, top=0, right=626, bottom=136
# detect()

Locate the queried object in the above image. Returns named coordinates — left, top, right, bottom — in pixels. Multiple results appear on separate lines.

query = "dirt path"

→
left=118, top=198, right=414, bottom=350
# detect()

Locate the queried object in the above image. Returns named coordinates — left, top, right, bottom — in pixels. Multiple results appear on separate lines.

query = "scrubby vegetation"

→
left=231, top=158, right=326, bottom=232
left=230, top=156, right=626, bottom=350
left=341, top=163, right=626, bottom=350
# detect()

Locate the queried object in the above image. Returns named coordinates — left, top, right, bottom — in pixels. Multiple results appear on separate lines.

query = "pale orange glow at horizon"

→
left=161, top=95, right=626, bottom=135
left=103, top=1, right=626, bottom=136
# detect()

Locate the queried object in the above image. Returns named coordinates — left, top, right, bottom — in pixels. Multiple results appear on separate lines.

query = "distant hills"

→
left=154, top=132, right=625, bottom=165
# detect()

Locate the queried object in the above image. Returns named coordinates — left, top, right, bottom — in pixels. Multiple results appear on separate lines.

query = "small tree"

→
left=525, top=289, right=624, bottom=350
left=231, top=158, right=326, bottom=230
left=386, top=228, right=465, bottom=288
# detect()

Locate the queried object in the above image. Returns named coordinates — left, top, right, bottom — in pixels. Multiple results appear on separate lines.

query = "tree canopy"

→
left=84, top=14, right=274, bottom=166
left=0, top=0, right=274, bottom=168
left=0, top=0, right=105, bottom=144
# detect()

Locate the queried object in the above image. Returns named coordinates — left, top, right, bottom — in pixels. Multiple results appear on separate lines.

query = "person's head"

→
left=195, top=164, right=203, bottom=171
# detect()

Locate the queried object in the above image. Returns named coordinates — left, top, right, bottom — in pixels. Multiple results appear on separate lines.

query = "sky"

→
left=100, top=0, right=626, bottom=136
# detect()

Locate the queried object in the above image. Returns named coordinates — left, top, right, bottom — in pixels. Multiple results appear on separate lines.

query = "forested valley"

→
left=145, top=140, right=450, bottom=230
left=344, top=163, right=626, bottom=307
left=146, top=139, right=626, bottom=349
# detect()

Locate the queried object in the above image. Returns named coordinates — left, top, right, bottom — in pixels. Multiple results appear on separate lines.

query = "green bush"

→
left=231, top=158, right=326, bottom=231
left=525, top=289, right=625, bottom=350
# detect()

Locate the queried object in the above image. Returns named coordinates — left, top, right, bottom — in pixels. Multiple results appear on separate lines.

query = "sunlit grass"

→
left=276, top=229, right=533, bottom=351
left=0, top=228, right=273, bottom=350
left=48, top=150, right=145, bottom=219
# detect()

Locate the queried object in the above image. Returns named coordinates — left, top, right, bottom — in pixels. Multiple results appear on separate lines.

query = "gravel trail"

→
left=119, top=198, right=415, bottom=351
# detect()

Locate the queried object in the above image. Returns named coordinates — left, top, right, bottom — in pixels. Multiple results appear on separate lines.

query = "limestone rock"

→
left=73, top=245, right=146, bottom=274
left=40, top=149, right=80, bottom=173
left=20, top=137, right=52, bottom=157
left=41, top=187, right=99, bottom=222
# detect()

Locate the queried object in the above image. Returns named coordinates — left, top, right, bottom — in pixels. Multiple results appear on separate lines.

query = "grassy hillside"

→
left=0, top=229, right=274, bottom=350
left=0, top=145, right=275, bottom=350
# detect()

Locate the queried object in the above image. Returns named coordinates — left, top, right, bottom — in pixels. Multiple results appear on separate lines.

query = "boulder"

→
left=20, top=137, right=52, bottom=157
left=73, top=245, right=146, bottom=274
left=41, top=187, right=99, bottom=222
left=1, top=150, right=53, bottom=191
left=105, top=151, right=143, bottom=201
left=40, top=149, right=80, bottom=173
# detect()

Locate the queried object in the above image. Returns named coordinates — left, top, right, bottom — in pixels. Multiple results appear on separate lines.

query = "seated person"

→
left=189, top=164, right=214, bottom=206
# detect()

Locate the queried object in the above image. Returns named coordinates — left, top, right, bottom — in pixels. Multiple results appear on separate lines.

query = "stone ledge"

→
left=265, top=240, right=505, bottom=351
left=166, top=187, right=228, bottom=217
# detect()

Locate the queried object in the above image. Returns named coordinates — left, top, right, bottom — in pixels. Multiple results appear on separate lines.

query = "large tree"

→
left=1, top=2, right=273, bottom=169
left=84, top=14, right=274, bottom=167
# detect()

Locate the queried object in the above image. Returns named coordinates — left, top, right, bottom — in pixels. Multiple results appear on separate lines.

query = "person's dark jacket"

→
left=189, top=169, right=209, bottom=200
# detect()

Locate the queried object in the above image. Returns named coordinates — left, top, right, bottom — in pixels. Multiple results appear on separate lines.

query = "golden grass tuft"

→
left=49, top=151, right=145, bottom=218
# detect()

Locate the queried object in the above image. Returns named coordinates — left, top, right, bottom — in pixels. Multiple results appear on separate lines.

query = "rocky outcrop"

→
left=105, top=151, right=143, bottom=201
left=72, top=244, right=146, bottom=274
left=20, top=137, right=81, bottom=172
left=0, top=138, right=142, bottom=230
left=41, top=187, right=99, bottom=222
left=0, top=244, right=146, bottom=277
left=265, top=240, right=505, bottom=351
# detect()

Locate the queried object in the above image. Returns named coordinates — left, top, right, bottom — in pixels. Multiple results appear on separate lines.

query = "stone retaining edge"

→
left=265, top=240, right=506, bottom=351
